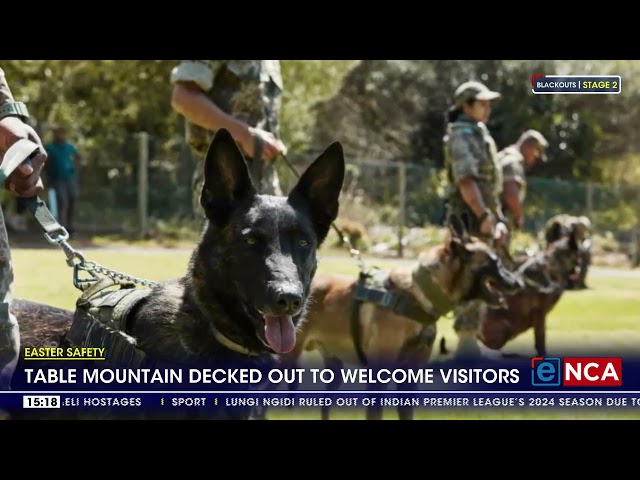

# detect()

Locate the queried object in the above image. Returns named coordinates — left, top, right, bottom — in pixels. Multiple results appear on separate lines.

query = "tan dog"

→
left=269, top=219, right=523, bottom=420
left=335, top=218, right=368, bottom=250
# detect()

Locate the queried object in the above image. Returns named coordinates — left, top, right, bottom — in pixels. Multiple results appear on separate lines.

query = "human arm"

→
left=501, top=158, right=525, bottom=230
left=449, top=131, right=496, bottom=236
left=0, top=68, right=47, bottom=197
left=169, top=61, right=285, bottom=161
left=502, top=180, right=523, bottom=229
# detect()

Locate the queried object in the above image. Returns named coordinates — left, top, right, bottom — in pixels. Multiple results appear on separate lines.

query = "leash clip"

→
left=73, top=263, right=101, bottom=291
left=44, top=227, right=70, bottom=244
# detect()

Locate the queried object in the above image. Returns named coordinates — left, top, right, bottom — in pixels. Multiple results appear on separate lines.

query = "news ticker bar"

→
left=532, top=75, right=621, bottom=94
left=5, top=391, right=640, bottom=410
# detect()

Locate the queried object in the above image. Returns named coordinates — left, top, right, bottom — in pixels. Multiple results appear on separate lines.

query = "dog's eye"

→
left=245, top=236, right=257, bottom=245
left=298, top=239, right=310, bottom=247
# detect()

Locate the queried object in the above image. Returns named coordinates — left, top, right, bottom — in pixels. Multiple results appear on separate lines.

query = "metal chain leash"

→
left=46, top=230, right=158, bottom=291
left=81, top=259, right=159, bottom=288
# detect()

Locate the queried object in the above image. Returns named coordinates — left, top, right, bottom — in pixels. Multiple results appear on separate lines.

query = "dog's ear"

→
left=288, top=142, right=345, bottom=246
left=444, top=232, right=466, bottom=257
left=448, top=214, right=469, bottom=244
left=200, top=128, right=256, bottom=225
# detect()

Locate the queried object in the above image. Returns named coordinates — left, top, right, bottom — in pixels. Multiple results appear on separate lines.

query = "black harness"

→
left=349, top=267, right=455, bottom=365
left=63, top=276, right=153, bottom=368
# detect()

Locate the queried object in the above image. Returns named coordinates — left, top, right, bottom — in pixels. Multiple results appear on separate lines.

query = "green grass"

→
left=10, top=247, right=640, bottom=420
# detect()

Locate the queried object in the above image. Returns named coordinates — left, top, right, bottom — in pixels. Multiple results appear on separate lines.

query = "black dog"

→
left=11, top=128, right=345, bottom=420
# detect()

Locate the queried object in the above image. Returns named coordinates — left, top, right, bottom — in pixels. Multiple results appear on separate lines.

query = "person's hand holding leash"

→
left=0, top=116, right=47, bottom=197
left=243, top=126, right=287, bottom=161
left=479, top=209, right=496, bottom=237
left=494, top=221, right=509, bottom=246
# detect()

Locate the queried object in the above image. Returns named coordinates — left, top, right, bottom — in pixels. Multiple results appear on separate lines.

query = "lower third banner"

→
left=2, top=391, right=638, bottom=412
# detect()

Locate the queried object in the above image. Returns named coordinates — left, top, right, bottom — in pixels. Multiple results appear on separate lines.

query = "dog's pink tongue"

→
left=263, top=315, right=296, bottom=353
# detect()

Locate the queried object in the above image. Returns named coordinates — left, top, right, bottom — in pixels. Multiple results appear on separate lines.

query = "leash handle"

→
left=0, top=138, right=40, bottom=186
left=2, top=140, right=84, bottom=270
left=1, top=140, right=71, bottom=243
left=0, top=139, right=68, bottom=241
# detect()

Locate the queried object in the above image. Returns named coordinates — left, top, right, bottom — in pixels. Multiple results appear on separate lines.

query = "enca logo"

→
left=531, top=357, right=622, bottom=387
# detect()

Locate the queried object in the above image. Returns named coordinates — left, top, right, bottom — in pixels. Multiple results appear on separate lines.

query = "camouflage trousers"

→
left=445, top=204, right=503, bottom=357
left=191, top=148, right=282, bottom=218
left=566, top=248, right=592, bottom=290
left=0, top=206, right=18, bottom=390
left=453, top=299, right=487, bottom=335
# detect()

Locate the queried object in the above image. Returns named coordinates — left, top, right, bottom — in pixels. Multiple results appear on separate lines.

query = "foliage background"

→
left=2, top=60, right=638, bottom=251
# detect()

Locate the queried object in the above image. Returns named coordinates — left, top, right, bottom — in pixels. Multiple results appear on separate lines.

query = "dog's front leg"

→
left=397, top=382, right=416, bottom=421
left=320, top=354, right=343, bottom=421
left=533, top=312, right=547, bottom=357
left=396, top=324, right=437, bottom=420
left=452, top=300, right=484, bottom=360
left=365, top=369, right=385, bottom=421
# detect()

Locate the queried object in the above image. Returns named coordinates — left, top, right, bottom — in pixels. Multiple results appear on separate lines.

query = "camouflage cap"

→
left=454, top=81, right=501, bottom=105
left=576, top=215, right=592, bottom=230
left=518, top=129, right=549, bottom=162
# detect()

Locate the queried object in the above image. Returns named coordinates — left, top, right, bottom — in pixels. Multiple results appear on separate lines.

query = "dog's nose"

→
left=274, top=287, right=303, bottom=315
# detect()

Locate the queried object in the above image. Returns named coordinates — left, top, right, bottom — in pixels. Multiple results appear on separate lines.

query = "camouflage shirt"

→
left=443, top=114, right=502, bottom=215
left=0, top=67, right=14, bottom=105
left=170, top=60, right=283, bottom=156
left=0, top=66, right=19, bottom=389
left=498, top=145, right=527, bottom=202
left=171, top=60, right=284, bottom=206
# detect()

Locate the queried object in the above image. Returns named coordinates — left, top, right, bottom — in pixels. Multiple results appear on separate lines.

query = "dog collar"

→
left=210, top=324, right=262, bottom=356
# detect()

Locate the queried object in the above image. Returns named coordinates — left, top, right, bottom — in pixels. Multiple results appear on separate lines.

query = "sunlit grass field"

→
left=10, top=246, right=640, bottom=420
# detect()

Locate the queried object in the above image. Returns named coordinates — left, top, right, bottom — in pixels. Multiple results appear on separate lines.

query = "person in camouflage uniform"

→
left=169, top=60, right=287, bottom=217
left=0, top=67, right=47, bottom=391
left=499, top=129, right=549, bottom=233
left=543, top=213, right=592, bottom=289
left=442, top=80, right=509, bottom=359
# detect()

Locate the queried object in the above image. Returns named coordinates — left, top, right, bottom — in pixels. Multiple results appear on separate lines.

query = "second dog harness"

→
left=350, top=266, right=455, bottom=365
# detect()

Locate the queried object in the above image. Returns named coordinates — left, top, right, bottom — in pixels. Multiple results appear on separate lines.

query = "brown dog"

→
left=475, top=230, right=582, bottom=358
left=269, top=219, right=523, bottom=420
left=334, top=218, right=368, bottom=250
